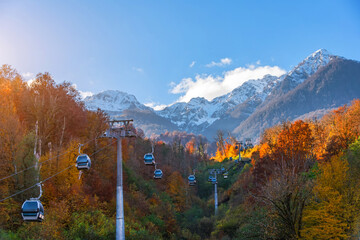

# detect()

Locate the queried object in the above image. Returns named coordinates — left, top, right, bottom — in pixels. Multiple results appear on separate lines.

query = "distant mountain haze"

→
left=84, top=49, right=360, bottom=142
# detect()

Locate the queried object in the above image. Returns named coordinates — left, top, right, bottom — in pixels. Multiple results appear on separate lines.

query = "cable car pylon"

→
left=208, top=168, right=222, bottom=215
left=100, top=119, right=135, bottom=240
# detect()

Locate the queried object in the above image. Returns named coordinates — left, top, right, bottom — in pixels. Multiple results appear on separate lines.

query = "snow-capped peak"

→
left=304, top=48, right=333, bottom=66
left=158, top=74, right=282, bottom=130
left=212, top=74, right=280, bottom=105
left=82, top=49, right=343, bottom=137
left=84, top=90, right=151, bottom=112
left=310, top=48, right=331, bottom=57
left=288, top=48, right=335, bottom=84
left=188, top=97, right=209, bottom=106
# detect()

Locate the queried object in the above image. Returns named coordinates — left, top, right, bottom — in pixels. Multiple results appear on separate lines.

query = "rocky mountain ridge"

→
left=84, top=49, right=359, bottom=141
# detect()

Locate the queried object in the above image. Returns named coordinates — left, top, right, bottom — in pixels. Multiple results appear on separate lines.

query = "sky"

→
left=0, top=0, right=359, bottom=109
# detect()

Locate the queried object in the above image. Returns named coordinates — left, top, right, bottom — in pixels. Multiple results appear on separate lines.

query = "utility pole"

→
left=101, top=119, right=135, bottom=240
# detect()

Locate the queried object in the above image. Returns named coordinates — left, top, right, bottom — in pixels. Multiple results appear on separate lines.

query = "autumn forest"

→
left=1, top=64, right=360, bottom=239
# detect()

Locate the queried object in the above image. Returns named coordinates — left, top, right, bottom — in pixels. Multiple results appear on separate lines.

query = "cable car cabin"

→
left=21, top=200, right=44, bottom=222
left=188, top=175, right=196, bottom=186
left=76, top=154, right=91, bottom=170
left=245, top=143, right=254, bottom=150
left=211, top=177, right=217, bottom=184
left=223, top=172, right=229, bottom=179
left=144, top=153, right=155, bottom=165
left=154, top=169, right=163, bottom=179
left=245, top=138, right=254, bottom=150
left=235, top=145, right=244, bottom=151
left=208, top=175, right=215, bottom=182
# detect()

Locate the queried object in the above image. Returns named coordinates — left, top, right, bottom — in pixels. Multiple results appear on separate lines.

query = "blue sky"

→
left=0, top=0, right=359, bottom=109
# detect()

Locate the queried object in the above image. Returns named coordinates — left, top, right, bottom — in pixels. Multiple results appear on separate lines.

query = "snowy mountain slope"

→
left=157, top=49, right=335, bottom=134
left=157, top=74, right=282, bottom=134
left=84, top=90, right=152, bottom=112
left=158, top=98, right=215, bottom=127
left=83, top=90, right=177, bottom=136
left=288, top=48, right=335, bottom=84
left=82, top=49, right=354, bottom=140
left=210, top=75, right=281, bottom=117
left=233, top=57, right=360, bottom=141
left=266, top=49, right=337, bottom=102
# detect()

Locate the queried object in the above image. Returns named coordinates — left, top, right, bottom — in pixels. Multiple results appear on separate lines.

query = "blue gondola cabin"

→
left=76, top=154, right=91, bottom=170
left=144, top=153, right=155, bottom=165
left=154, top=169, right=163, bottom=179
left=188, top=175, right=196, bottom=186
left=21, top=200, right=44, bottom=222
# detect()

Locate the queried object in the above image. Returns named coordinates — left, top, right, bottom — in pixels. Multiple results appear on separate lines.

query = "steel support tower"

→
left=101, top=120, right=135, bottom=240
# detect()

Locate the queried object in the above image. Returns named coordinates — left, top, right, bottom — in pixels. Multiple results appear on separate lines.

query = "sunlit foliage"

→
left=1, top=64, right=360, bottom=239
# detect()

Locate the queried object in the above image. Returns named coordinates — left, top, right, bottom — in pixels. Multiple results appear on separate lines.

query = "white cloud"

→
left=133, top=67, right=144, bottom=73
left=256, top=60, right=261, bottom=65
left=71, top=83, right=93, bottom=99
left=27, top=78, right=36, bottom=86
left=79, top=91, right=93, bottom=99
left=22, top=72, right=35, bottom=80
left=170, top=77, right=195, bottom=94
left=189, top=61, right=196, bottom=68
left=206, top=58, right=232, bottom=67
left=21, top=72, right=36, bottom=86
left=170, top=64, right=286, bottom=102
left=144, top=102, right=168, bottom=111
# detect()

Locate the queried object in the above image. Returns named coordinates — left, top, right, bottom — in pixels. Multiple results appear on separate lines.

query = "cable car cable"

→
left=0, top=141, right=114, bottom=203
left=0, top=164, right=74, bottom=203
left=0, top=137, right=97, bottom=183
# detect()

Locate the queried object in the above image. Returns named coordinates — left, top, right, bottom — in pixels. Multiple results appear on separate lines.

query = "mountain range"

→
left=84, top=49, right=360, bottom=142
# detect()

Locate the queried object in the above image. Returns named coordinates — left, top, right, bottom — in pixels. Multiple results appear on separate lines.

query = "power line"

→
left=0, top=141, right=115, bottom=203
left=0, top=138, right=97, bottom=183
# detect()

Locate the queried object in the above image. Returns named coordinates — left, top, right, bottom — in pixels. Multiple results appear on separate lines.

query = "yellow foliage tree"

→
left=186, top=138, right=195, bottom=155
left=214, top=139, right=240, bottom=162
left=166, top=171, right=186, bottom=211
left=301, top=155, right=358, bottom=239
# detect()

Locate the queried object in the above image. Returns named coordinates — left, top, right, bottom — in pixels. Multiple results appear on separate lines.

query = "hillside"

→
left=0, top=65, right=254, bottom=239
left=1, top=65, right=360, bottom=239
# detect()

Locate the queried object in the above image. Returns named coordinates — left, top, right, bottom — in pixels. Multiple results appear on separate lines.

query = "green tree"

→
left=65, top=211, right=115, bottom=240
